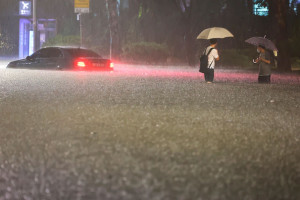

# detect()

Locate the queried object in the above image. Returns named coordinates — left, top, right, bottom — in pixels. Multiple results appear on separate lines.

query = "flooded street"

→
left=0, top=65, right=299, bottom=200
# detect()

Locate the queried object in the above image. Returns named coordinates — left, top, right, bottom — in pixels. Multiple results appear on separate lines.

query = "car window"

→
left=65, top=49, right=101, bottom=58
left=31, top=48, right=62, bottom=58
left=47, top=48, right=63, bottom=58
left=31, top=49, right=43, bottom=58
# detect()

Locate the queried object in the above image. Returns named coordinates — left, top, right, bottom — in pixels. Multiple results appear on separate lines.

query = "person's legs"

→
left=210, top=69, right=214, bottom=82
left=204, top=73, right=209, bottom=82
left=266, top=75, right=271, bottom=83
left=207, top=69, right=214, bottom=83
left=258, top=75, right=271, bottom=84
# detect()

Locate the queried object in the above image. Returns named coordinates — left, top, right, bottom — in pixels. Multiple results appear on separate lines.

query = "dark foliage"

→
left=0, top=0, right=299, bottom=70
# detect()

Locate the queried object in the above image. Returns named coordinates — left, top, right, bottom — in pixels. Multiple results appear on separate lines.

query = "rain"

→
left=0, top=1, right=300, bottom=200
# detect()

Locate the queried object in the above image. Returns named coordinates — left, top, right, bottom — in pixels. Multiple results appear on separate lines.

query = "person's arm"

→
left=213, top=49, right=220, bottom=61
left=259, top=57, right=270, bottom=64
left=258, top=51, right=271, bottom=64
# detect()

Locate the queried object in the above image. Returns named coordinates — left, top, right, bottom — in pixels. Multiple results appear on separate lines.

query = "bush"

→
left=0, top=32, right=15, bottom=55
left=288, top=37, right=300, bottom=58
left=220, top=48, right=257, bottom=68
left=42, top=35, right=80, bottom=47
left=291, top=57, right=300, bottom=71
left=121, top=42, right=169, bottom=64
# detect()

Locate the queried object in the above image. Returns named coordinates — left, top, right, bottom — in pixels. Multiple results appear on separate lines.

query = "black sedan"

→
left=7, top=47, right=114, bottom=71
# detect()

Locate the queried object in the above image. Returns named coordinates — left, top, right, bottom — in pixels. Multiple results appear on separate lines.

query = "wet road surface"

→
left=0, top=65, right=300, bottom=200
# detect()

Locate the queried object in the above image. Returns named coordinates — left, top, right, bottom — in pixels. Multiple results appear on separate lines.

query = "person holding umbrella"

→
left=246, top=36, right=278, bottom=84
left=254, top=44, right=272, bottom=83
left=202, top=39, right=219, bottom=83
left=197, top=27, right=234, bottom=83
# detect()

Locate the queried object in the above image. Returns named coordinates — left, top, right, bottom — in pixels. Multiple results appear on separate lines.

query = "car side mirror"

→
left=26, top=56, right=34, bottom=61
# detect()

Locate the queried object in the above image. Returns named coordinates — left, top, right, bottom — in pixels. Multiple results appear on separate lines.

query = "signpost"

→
left=19, top=1, right=35, bottom=56
left=33, top=0, right=37, bottom=52
left=75, top=0, right=90, bottom=13
left=74, top=0, right=90, bottom=46
left=19, top=1, right=32, bottom=16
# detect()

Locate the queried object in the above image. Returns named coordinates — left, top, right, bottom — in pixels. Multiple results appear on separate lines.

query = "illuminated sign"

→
left=253, top=0, right=299, bottom=16
left=253, top=4, right=268, bottom=16
left=19, top=1, right=32, bottom=16
left=75, top=0, right=90, bottom=13
left=29, top=31, right=34, bottom=55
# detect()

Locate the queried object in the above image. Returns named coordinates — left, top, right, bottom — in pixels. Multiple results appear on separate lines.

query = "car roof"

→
left=41, top=46, right=99, bottom=54
left=43, top=46, right=89, bottom=50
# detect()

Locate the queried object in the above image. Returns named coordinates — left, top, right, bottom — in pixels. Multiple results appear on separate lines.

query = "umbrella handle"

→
left=253, top=58, right=260, bottom=64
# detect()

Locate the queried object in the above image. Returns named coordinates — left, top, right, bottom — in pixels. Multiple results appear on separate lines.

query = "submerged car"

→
left=7, top=47, right=114, bottom=71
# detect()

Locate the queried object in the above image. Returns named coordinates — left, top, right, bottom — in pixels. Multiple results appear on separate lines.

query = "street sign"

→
left=75, top=0, right=90, bottom=13
left=19, top=1, right=32, bottom=16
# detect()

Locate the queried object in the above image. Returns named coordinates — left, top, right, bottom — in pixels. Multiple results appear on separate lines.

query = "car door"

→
left=16, top=49, right=43, bottom=69
left=21, top=49, right=48, bottom=69
left=33, top=48, right=63, bottom=69
left=41, top=48, right=64, bottom=69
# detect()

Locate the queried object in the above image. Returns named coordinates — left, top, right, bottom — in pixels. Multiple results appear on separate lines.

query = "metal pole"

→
left=110, top=31, right=112, bottom=60
left=80, top=13, right=83, bottom=47
left=105, top=0, right=112, bottom=60
left=33, top=0, right=37, bottom=51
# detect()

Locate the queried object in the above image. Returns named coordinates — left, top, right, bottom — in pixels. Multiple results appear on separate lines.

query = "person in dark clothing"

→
left=254, top=45, right=271, bottom=83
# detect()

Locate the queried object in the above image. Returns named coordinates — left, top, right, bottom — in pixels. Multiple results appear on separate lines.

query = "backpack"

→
left=199, top=47, right=214, bottom=73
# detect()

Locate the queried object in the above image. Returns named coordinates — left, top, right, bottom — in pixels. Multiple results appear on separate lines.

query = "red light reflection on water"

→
left=117, top=67, right=200, bottom=79
left=72, top=64, right=300, bottom=84
left=115, top=65, right=300, bottom=84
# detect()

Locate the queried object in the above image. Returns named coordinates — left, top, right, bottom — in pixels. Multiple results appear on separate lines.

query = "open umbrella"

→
left=245, top=36, right=278, bottom=51
left=197, top=27, right=234, bottom=39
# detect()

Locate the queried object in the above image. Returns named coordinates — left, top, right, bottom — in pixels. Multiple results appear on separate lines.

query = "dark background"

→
left=0, top=0, right=299, bottom=71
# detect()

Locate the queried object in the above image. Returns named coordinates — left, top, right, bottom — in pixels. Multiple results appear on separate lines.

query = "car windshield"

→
left=65, top=49, right=101, bottom=58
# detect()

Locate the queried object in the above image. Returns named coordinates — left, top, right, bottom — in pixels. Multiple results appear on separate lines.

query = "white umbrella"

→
left=197, top=27, right=234, bottom=39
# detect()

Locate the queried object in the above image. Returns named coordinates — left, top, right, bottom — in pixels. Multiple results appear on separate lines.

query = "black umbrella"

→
left=245, top=36, right=278, bottom=51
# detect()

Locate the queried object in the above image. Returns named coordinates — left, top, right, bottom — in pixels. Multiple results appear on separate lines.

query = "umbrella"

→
left=197, top=27, right=234, bottom=39
left=245, top=36, right=278, bottom=51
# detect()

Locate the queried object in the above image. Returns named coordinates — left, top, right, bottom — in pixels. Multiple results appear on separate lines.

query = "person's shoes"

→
left=206, top=81, right=213, bottom=84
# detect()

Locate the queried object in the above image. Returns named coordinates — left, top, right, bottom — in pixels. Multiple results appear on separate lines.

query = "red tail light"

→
left=75, top=58, right=91, bottom=68
left=110, top=62, right=114, bottom=68
left=77, top=61, right=86, bottom=68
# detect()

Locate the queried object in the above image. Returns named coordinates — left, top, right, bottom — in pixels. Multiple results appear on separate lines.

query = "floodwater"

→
left=0, top=64, right=299, bottom=200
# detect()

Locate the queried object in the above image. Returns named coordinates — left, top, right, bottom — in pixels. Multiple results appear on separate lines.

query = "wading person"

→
left=254, top=45, right=271, bottom=83
left=203, top=39, right=219, bottom=83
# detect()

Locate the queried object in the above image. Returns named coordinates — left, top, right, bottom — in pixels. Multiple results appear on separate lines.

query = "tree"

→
left=247, top=0, right=254, bottom=15
left=106, top=0, right=121, bottom=59
left=0, top=0, right=15, bottom=32
left=222, top=0, right=251, bottom=46
left=271, top=0, right=291, bottom=71
left=258, top=0, right=291, bottom=71
left=172, top=0, right=223, bottom=66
